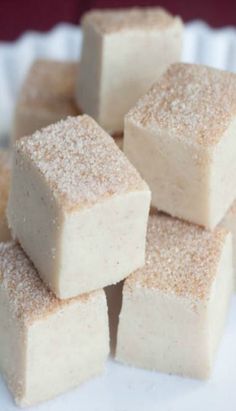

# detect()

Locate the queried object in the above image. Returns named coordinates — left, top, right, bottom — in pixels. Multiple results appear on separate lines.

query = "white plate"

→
left=1, top=21, right=236, bottom=410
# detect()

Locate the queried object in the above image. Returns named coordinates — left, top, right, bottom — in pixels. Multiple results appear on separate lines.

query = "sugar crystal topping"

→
left=0, top=242, right=102, bottom=324
left=19, top=59, right=79, bottom=115
left=126, top=213, right=228, bottom=301
left=127, top=63, right=236, bottom=147
left=17, top=115, right=147, bottom=211
left=83, top=7, right=179, bottom=33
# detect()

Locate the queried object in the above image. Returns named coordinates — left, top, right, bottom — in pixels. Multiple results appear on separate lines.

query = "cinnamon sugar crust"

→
left=16, top=115, right=148, bottom=212
left=127, top=63, right=236, bottom=147
left=0, top=242, right=103, bottom=325
left=126, top=213, right=228, bottom=301
left=19, top=60, right=79, bottom=115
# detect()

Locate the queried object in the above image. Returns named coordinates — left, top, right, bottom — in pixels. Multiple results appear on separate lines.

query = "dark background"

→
left=1, top=0, right=236, bottom=41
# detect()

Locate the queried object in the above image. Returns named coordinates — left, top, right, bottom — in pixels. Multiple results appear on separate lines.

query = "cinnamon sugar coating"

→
left=126, top=213, right=228, bottom=301
left=0, top=242, right=101, bottom=324
left=19, top=60, right=79, bottom=115
left=127, top=63, right=236, bottom=147
left=16, top=115, right=148, bottom=212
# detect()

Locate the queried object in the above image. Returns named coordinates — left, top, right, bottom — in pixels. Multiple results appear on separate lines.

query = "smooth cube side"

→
left=76, top=23, right=103, bottom=125
left=7, top=149, right=62, bottom=295
left=21, top=292, right=109, bottom=406
left=77, top=16, right=182, bottom=133
left=116, top=233, right=233, bottom=379
left=58, top=190, right=150, bottom=298
left=209, top=118, right=236, bottom=228
left=124, top=119, right=211, bottom=227
left=98, top=23, right=182, bottom=133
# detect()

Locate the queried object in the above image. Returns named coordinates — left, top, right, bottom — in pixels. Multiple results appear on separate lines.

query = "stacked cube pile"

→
left=0, top=6, right=236, bottom=408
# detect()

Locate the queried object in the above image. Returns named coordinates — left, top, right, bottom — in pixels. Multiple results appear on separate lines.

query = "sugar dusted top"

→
left=19, top=59, right=79, bottom=115
left=0, top=242, right=103, bottom=324
left=127, top=63, right=236, bottom=147
left=16, top=115, right=148, bottom=211
left=0, top=151, right=11, bottom=218
left=82, top=7, right=180, bottom=33
left=125, top=213, right=228, bottom=301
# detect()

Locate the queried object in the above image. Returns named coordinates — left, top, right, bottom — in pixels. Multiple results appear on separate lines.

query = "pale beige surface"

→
left=124, top=63, right=236, bottom=229
left=12, top=59, right=81, bottom=141
left=116, top=213, right=233, bottom=379
left=76, top=7, right=183, bottom=133
left=0, top=242, right=109, bottom=406
left=221, top=200, right=236, bottom=288
left=0, top=151, right=11, bottom=241
left=82, top=7, right=178, bottom=33
left=7, top=115, right=150, bottom=298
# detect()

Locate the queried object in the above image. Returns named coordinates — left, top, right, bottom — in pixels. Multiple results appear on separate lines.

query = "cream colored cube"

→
left=0, top=151, right=11, bottom=241
left=8, top=115, right=150, bottom=299
left=0, top=242, right=109, bottom=407
left=12, top=59, right=80, bottom=141
left=116, top=213, right=233, bottom=379
left=124, top=63, right=236, bottom=229
left=76, top=8, right=183, bottom=133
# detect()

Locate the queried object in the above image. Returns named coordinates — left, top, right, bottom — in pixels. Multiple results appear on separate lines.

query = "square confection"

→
left=0, top=242, right=109, bottom=406
left=221, top=200, right=236, bottom=288
left=124, top=63, right=236, bottom=229
left=12, top=59, right=80, bottom=141
left=0, top=151, right=11, bottom=241
left=76, top=7, right=183, bottom=134
left=116, top=213, right=233, bottom=379
left=7, top=115, right=150, bottom=299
